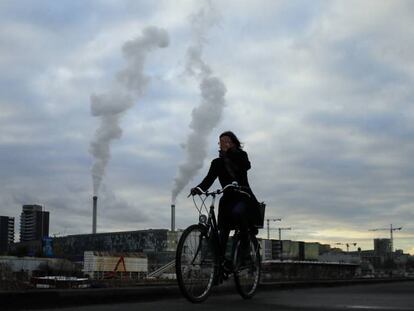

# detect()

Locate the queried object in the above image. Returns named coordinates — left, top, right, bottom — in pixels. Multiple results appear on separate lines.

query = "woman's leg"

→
left=218, top=199, right=231, bottom=259
left=218, top=200, right=249, bottom=259
left=219, top=227, right=230, bottom=259
left=231, top=201, right=250, bottom=256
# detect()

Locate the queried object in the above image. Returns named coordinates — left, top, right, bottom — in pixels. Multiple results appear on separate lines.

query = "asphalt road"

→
left=27, top=281, right=414, bottom=311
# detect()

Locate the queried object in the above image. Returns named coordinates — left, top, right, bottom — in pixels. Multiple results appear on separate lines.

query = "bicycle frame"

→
left=194, top=193, right=225, bottom=266
left=191, top=182, right=253, bottom=264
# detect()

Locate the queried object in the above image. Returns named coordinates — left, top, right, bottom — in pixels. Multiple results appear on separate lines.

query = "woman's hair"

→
left=219, top=131, right=243, bottom=149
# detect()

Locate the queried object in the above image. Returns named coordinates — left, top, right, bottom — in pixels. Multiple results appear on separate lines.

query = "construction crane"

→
left=266, top=227, right=292, bottom=261
left=276, top=227, right=292, bottom=241
left=369, top=224, right=402, bottom=253
left=267, top=226, right=292, bottom=240
left=266, top=218, right=281, bottom=239
left=335, top=242, right=357, bottom=252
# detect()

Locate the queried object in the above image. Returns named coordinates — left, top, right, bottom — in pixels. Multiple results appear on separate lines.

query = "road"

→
left=28, top=281, right=414, bottom=311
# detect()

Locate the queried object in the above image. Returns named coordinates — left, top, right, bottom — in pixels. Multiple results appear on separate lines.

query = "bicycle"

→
left=175, top=182, right=261, bottom=303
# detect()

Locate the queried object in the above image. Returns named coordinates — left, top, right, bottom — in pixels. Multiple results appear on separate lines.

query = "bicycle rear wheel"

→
left=233, top=235, right=261, bottom=299
left=176, top=224, right=217, bottom=303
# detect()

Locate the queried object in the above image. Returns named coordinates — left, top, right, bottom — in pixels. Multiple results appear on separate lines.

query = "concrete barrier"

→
left=261, top=260, right=359, bottom=282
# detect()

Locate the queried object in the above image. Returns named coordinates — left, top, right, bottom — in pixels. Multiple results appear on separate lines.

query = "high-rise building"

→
left=374, top=238, right=391, bottom=256
left=20, top=205, right=49, bottom=242
left=0, top=216, right=14, bottom=254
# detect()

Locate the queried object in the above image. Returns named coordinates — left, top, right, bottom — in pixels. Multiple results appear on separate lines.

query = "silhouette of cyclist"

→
left=191, top=131, right=259, bottom=265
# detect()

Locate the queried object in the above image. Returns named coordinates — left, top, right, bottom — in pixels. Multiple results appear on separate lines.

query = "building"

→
left=374, top=238, right=391, bottom=257
left=394, top=249, right=410, bottom=266
left=260, top=239, right=272, bottom=260
left=0, top=256, right=78, bottom=278
left=0, top=216, right=14, bottom=254
left=259, top=239, right=320, bottom=261
left=20, top=205, right=49, bottom=242
left=53, top=229, right=169, bottom=258
left=52, top=229, right=175, bottom=273
left=319, top=251, right=361, bottom=264
left=166, top=230, right=182, bottom=251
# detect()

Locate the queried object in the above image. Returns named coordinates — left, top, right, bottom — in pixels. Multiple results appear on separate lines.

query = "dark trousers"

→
left=218, top=200, right=249, bottom=259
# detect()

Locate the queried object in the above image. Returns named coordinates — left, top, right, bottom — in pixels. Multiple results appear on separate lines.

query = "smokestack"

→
left=171, top=204, right=175, bottom=232
left=93, top=196, right=97, bottom=234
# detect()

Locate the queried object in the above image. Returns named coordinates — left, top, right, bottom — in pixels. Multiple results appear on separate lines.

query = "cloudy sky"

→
left=1, top=0, right=413, bottom=254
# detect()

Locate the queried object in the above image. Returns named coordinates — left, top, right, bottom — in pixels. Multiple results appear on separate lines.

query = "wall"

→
left=262, top=261, right=359, bottom=281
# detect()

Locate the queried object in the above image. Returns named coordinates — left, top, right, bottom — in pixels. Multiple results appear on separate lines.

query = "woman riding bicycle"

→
left=191, top=131, right=259, bottom=264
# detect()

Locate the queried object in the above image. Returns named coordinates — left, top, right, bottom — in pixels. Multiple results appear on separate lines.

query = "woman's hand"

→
left=190, top=187, right=203, bottom=196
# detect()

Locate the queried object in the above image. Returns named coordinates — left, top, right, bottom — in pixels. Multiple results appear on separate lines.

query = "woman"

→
left=191, top=131, right=258, bottom=262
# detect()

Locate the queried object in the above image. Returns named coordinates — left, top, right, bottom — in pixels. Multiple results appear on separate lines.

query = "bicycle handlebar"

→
left=188, top=181, right=251, bottom=198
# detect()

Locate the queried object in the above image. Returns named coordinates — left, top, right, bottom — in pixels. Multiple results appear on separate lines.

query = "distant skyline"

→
left=0, top=1, right=413, bottom=254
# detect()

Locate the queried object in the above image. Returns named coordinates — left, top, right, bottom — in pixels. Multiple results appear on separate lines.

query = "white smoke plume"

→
left=90, top=26, right=169, bottom=195
left=171, top=2, right=227, bottom=204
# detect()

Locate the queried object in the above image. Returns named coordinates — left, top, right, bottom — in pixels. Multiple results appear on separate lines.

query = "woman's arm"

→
left=196, top=159, right=219, bottom=191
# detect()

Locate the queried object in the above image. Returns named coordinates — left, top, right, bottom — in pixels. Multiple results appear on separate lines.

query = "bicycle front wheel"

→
left=233, top=235, right=261, bottom=299
left=176, top=224, right=217, bottom=303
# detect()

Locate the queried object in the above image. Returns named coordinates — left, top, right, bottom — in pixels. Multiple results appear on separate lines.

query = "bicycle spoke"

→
left=233, top=236, right=261, bottom=299
left=176, top=225, right=216, bottom=303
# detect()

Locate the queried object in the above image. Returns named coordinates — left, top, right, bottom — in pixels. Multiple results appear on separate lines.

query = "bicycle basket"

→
left=253, top=202, right=266, bottom=229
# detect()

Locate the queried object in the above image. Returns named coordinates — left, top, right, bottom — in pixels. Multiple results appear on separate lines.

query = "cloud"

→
left=0, top=1, right=413, bottom=254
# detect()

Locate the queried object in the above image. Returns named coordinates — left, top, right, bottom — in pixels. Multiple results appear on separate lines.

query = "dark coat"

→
left=196, top=148, right=258, bottom=227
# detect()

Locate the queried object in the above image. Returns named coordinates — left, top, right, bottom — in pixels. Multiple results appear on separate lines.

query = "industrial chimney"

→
left=171, top=204, right=175, bottom=232
left=92, top=196, right=97, bottom=234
